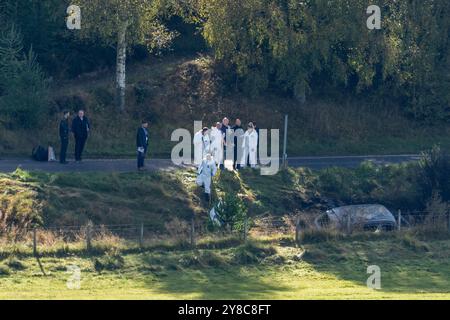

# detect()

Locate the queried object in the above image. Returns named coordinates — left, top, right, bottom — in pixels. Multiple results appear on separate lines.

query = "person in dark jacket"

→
left=59, top=110, right=70, bottom=164
left=232, top=119, right=244, bottom=170
left=219, top=117, right=231, bottom=170
left=136, top=120, right=149, bottom=171
left=71, top=109, right=90, bottom=162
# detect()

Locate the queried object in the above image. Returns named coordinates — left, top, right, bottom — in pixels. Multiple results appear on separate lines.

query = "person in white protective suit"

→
left=196, top=153, right=218, bottom=201
left=210, top=122, right=224, bottom=167
left=241, top=122, right=259, bottom=168
left=193, top=127, right=210, bottom=166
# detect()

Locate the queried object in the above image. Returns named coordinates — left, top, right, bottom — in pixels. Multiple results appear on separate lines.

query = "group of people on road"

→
left=194, top=117, right=260, bottom=201
left=57, top=110, right=259, bottom=201
left=59, top=110, right=90, bottom=164
left=58, top=110, right=150, bottom=171
left=194, top=118, right=259, bottom=169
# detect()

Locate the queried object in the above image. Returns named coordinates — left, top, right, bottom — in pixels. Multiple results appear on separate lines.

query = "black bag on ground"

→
left=32, top=145, right=48, bottom=162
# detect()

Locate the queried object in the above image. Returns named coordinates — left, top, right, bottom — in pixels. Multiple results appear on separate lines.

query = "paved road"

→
left=0, top=155, right=421, bottom=173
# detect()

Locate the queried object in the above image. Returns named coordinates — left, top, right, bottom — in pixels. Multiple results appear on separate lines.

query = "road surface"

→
left=0, top=155, right=421, bottom=173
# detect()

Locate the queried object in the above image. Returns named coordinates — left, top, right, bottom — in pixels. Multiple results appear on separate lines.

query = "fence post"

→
left=190, top=216, right=196, bottom=249
left=139, top=223, right=144, bottom=249
left=282, top=114, right=289, bottom=169
left=33, top=228, right=37, bottom=257
left=398, top=210, right=402, bottom=231
left=86, top=222, right=92, bottom=253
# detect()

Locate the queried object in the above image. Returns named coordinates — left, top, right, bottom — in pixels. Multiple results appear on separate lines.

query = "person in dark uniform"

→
left=219, top=117, right=231, bottom=170
left=136, top=120, right=149, bottom=171
left=59, top=110, right=70, bottom=164
left=71, top=109, right=90, bottom=162
left=232, top=118, right=244, bottom=170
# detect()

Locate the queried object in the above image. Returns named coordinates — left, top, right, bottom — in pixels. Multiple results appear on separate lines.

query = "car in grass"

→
left=315, top=204, right=397, bottom=231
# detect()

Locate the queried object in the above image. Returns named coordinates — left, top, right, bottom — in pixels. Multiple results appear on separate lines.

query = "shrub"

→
left=418, top=145, right=450, bottom=203
left=214, top=192, right=248, bottom=233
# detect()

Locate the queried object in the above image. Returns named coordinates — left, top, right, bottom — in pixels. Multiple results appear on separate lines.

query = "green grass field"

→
left=1, top=238, right=449, bottom=300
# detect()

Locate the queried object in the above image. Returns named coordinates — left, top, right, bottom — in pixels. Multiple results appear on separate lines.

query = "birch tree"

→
left=73, top=0, right=176, bottom=111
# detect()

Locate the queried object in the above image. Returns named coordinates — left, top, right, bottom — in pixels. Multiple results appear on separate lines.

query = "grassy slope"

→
left=1, top=239, right=449, bottom=300
left=0, top=167, right=323, bottom=229
left=0, top=162, right=431, bottom=230
left=1, top=56, right=450, bottom=158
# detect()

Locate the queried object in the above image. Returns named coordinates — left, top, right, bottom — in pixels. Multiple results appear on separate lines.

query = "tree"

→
left=0, top=26, right=49, bottom=128
left=73, top=0, right=177, bottom=111
left=214, top=192, right=248, bottom=232
left=198, top=0, right=449, bottom=118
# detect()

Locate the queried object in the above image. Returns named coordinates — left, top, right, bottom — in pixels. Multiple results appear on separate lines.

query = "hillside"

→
left=1, top=56, right=450, bottom=158
left=0, top=158, right=440, bottom=233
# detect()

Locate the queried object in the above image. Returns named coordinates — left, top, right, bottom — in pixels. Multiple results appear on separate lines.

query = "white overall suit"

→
left=196, top=157, right=217, bottom=194
left=210, top=127, right=224, bottom=166
left=242, top=129, right=258, bottom=167
left=193, top=131, right=210, bottom=166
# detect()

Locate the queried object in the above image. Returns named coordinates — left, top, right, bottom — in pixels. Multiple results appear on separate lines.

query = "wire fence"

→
left=1, top=210, right=449, bottom=256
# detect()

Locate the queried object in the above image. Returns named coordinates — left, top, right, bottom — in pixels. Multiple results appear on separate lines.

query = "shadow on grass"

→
left=303, top=239, right=450, bottom=295
left=137, top=249, right=289, bottom=300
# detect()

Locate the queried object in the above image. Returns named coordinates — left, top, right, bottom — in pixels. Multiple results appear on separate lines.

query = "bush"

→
left=418, top=145, right=450, bottom=203
left=214, top=192, right=248, bottom=233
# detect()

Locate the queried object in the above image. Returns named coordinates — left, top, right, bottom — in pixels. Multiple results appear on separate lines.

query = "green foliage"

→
left=214, top=192, right=248, bottom=232
left=199, top=0, right=450, bottom=120
left=318, top=161, right=423, bottom=210
left=418, top=145, right=450, bottom=202
left=73, top=0, right=177, bottom=53
left=0, top=27, right=49, bottom=128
